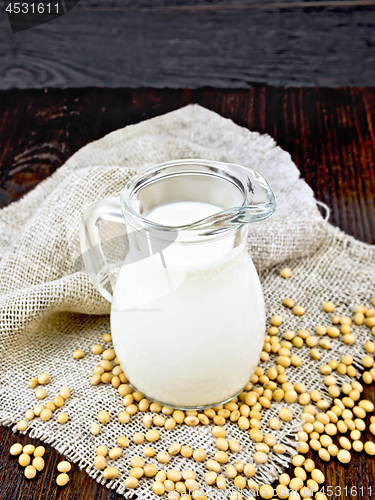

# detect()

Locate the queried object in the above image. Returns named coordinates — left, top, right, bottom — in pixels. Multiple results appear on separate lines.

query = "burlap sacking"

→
left=1, top=105, right=374, bottom=497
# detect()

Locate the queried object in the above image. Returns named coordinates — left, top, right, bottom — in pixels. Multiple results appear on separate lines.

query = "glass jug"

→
left=80, top=159, right=275, bottom=409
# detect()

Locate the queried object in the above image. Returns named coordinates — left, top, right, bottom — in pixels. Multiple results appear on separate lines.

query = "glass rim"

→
left=120, top=158, right=276, bottom=238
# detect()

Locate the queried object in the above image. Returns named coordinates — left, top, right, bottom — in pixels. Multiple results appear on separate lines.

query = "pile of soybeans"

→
left=9, top=267, right=375, bottom=499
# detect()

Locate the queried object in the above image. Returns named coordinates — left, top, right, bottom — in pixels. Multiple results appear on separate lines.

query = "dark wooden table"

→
left=0, top=87, right=375, bottom=499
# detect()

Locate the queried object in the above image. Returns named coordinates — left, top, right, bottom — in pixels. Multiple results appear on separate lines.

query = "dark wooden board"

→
left=1, top=86, right=375, bottom=499
left=1, top=1, right=375, bottom=88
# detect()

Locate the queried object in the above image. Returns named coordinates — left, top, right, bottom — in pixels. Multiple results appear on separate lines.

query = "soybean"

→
left=55, top=472, right=70, bottom=487
left=103, top=467, right=119, bottom=480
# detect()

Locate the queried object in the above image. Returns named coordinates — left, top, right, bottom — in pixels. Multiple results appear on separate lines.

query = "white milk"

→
left=111, top=201, right=265, bottom=408
left=147, top=201, right=222, bottom=226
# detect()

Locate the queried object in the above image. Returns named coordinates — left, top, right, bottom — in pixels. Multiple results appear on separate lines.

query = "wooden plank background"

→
left=1, top=0, right=375, bottom=89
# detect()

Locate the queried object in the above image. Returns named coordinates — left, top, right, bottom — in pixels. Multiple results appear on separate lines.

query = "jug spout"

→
left=185, top=165, right=276, bottom=233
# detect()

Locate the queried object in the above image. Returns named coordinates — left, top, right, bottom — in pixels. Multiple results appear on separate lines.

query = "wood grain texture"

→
left=1, top=87, right=375, bottom=242
left=1, top=1, right=375, bottom=88
left=0, top=86, right=375, bottom=499
left=0, top=427, right=124, bottom=500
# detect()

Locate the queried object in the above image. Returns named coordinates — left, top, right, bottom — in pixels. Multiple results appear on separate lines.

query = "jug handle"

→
left=80, top=198, right=124, bottom=303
